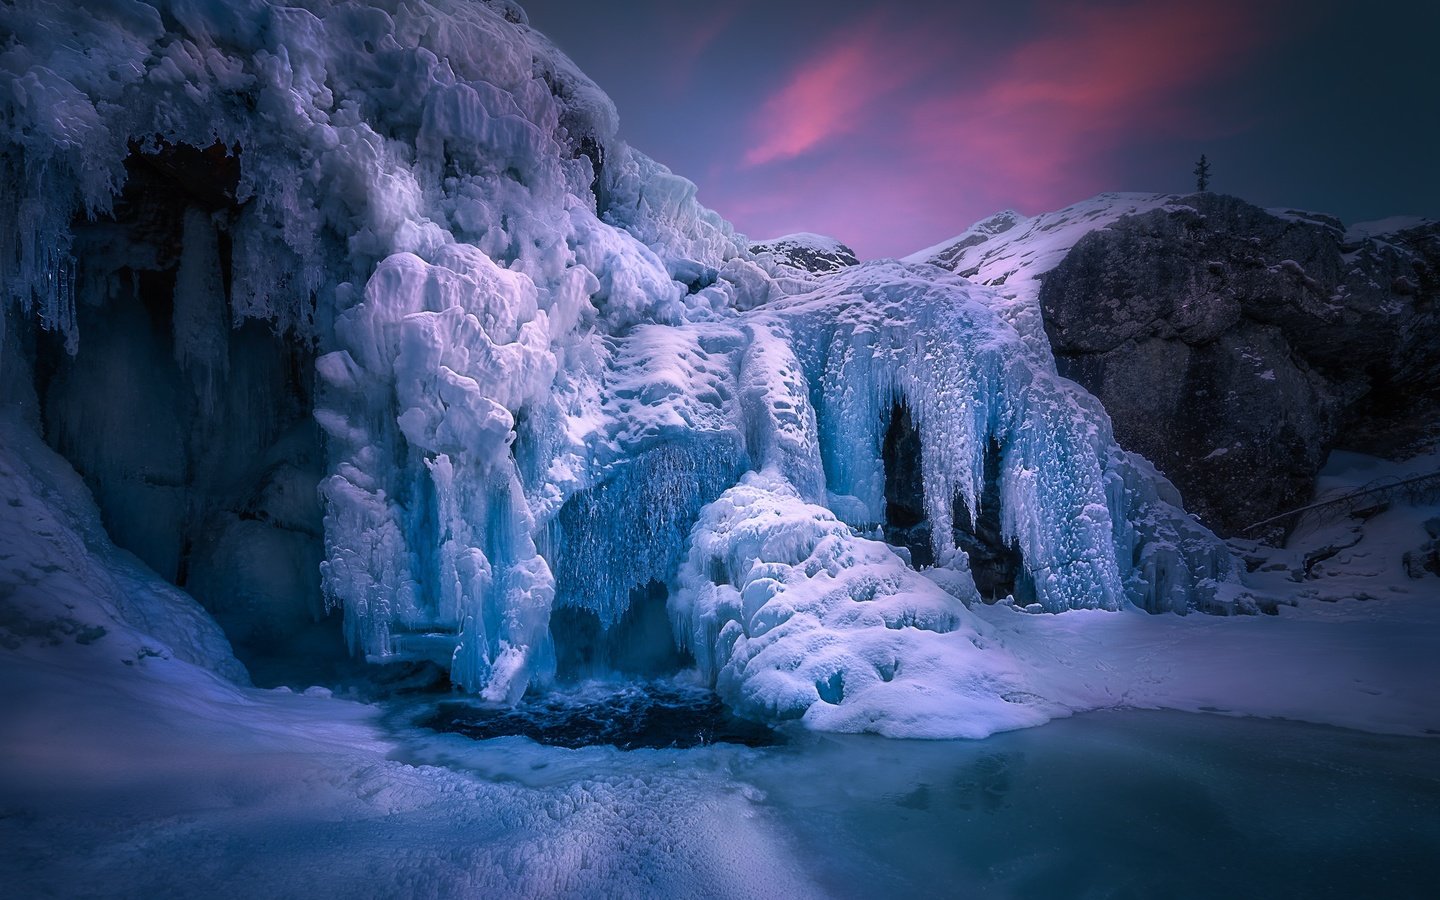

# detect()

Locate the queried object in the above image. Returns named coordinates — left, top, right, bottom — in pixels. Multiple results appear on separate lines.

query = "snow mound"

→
left=0, top=410, right=246, bottom=683
left=673, top=470, right=1047, bottom=738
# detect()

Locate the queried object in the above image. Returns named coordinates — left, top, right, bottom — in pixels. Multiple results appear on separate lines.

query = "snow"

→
left=1265, top=207, right=1345, bottom=231
left=903, top=194, right=1185, bottom=359
left=672, top=470, right=1043, bottom=738
left=1345, top=215, right=1435, bottom=243
left=0, top=651, right=826, bottom=898
left=749, top=232, right=859, bottom=277
left=0, top=408, right=246, bottom=683
left=750, top=232, right=851, bottom=255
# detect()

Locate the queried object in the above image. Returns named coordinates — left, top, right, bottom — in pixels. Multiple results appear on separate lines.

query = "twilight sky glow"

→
left=523, top=0, right=1440, bottom=259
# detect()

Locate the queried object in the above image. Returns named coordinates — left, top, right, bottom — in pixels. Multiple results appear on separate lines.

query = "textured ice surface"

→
left=2, top=0, right=1242, bottom=733
left=670, top=470, right=1048, bottom=738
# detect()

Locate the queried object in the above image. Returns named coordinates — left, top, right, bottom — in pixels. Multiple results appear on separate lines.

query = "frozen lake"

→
left=393, top=693, right=1440, bottom=898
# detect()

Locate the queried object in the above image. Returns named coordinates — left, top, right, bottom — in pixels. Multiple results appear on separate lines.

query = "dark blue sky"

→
left=523, top=0, right=1440, bottom=258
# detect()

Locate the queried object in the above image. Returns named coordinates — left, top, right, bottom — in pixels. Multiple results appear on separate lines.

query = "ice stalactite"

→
left=761, top=263, right=1131, bottom=613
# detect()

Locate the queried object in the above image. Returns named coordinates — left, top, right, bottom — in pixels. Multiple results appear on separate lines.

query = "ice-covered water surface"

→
left=390, top=707, right=1440, bottom=899
left=762, top=711, right=1439, bottom=898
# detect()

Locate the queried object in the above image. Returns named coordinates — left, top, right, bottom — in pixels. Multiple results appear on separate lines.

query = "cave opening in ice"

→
left=13, top=138, right=344, bottom=683
left=549, top=579, right=693, bottom=681
left=882, top=400, right=932, bottom=567
left=953, top=437, right=1030, bottom=603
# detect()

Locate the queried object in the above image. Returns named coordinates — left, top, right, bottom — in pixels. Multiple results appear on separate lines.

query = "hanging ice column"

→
left=749, top=263, right=1130, bottom=612
left=314, top=246, right=581, bottom=700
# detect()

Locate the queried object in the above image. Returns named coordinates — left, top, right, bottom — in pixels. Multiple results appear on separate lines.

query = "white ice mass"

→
left=0, top=0, right=1265, bottom=736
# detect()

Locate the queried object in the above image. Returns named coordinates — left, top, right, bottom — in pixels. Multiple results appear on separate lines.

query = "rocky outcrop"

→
left=749, top=233, right=859, bottom=274
left=1037, top=193, right=1440, bottom=536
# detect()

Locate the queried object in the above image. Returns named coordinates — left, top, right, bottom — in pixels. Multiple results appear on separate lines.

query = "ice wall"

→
left=1, top=0, right=1241, bottom=731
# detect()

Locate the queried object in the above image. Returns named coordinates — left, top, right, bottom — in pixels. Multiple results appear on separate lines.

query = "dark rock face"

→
left=1040, top=194, right=1440, bottom=536
left=749, top=234, right=859, bottom=274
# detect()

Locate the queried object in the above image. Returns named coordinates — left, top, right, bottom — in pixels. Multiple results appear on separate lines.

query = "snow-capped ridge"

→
left=749, top=232, right=859, bottom=274
left=1345, top=215, right=1436, bottom=243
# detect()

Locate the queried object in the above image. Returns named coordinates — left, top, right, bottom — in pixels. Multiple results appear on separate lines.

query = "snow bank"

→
left=0, top=409, right=245, bottom=682
left=672, top=470, right=1047, bottom=738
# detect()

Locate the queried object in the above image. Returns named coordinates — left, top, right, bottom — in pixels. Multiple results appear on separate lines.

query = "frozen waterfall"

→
left=0, top=0, right=1240, bottom=736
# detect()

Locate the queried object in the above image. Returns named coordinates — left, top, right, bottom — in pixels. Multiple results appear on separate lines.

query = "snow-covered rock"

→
left=749, top=232, right=859, bottom=274
left=913, top=193, right=1440, bottom=537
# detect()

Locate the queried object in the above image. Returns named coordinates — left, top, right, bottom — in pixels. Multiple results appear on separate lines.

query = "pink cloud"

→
left=658, top=1, right=750, bottom=95
left=742, top=14, right=935, bottom=166
left=919, top=0, right=1266, bottom=206
left=713, top=0, right=1279, bottom=257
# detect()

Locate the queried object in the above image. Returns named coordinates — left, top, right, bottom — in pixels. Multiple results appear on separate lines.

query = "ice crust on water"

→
left=1, top=0, right=1238, bottom=734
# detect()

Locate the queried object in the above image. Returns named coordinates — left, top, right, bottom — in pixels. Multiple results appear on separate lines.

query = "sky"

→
left=522, top=0, right=1440, bottom=259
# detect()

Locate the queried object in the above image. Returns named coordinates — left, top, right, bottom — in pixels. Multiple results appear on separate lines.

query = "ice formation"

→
left=1, top=0, right=1240, bottom=734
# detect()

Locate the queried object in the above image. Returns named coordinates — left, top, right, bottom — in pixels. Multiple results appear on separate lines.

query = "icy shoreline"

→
left=2, top=641, right=1435, bottom=898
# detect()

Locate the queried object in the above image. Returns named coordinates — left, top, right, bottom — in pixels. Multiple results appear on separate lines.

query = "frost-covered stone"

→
left=750, top=232, right=859, bottom=275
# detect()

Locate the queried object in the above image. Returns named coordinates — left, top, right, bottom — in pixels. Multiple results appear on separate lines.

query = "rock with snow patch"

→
left=749, top=233, right=859, bottom=274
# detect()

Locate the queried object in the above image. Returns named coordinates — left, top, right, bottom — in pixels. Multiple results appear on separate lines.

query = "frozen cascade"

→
left=1, top=0, right=1241, bottom=734
left=549, top=435, right=748, bottom=629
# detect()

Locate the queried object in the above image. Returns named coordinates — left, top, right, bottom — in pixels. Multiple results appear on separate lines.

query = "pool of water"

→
left=739, top=710, right=1440, bottom=898
left=399, top=694, right=1440, bottom=898
left=419, top=681, right=781, bottom=750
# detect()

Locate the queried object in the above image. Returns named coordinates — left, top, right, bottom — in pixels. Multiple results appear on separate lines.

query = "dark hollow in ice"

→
left=420, top=684, right=782, bottom=750
left=882, top=402, right=1029, bottom=600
